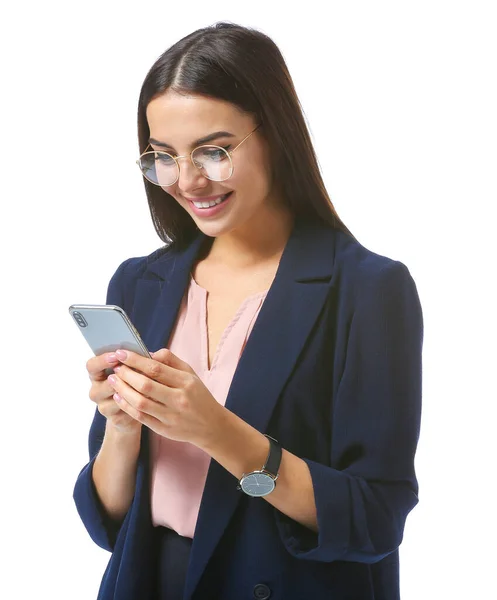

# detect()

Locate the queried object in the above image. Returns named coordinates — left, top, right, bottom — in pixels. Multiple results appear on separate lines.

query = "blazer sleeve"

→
left=274, top=260, right=423, bottom=564
left=72, top=258, right=136, bottom=552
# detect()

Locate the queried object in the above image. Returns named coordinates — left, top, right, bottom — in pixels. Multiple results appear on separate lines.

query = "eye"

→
left=202, top=146, right=231, bottom=161
left=154, top=152, right=175, bottom=165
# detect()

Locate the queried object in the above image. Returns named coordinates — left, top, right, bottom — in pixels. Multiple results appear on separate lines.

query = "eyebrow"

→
left=148, top=131, right=236, bottom=150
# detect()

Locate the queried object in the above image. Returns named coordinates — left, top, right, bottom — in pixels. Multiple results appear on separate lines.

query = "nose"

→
left=175, top=155, right=209, bottom=193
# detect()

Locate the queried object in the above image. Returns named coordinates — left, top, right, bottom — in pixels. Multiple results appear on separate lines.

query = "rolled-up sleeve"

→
left=275, top=260, right=423, bottom=563
left=72, top=258, right=135, bottom=552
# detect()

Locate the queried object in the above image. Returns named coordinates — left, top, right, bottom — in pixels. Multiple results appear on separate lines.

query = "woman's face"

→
left=145, top=90, right=284, bottom=240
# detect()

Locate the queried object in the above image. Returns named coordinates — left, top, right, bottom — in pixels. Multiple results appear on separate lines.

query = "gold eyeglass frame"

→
left=137, top=123, right=262, bottom=186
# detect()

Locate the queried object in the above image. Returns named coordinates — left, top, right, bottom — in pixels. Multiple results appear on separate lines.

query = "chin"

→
left=192, top=220, right=232, bottom=238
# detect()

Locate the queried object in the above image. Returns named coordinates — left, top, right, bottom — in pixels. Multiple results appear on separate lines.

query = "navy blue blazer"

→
left=73, top=218, right=423, bottom=600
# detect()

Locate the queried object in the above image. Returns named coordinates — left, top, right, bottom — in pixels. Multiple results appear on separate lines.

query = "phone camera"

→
left=72, top=311, right=88, bottom=328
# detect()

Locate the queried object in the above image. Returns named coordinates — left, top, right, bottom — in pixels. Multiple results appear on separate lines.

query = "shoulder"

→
left=109, top=244, right=173, bottom=283
left=322, top=229, right=424, bottom=348
left=105, top=244, right=175, bottom=309
left=330, top=228, right=420, bottom=306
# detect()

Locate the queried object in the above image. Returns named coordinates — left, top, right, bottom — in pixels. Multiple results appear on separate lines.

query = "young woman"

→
left=74, top=22, right=423, bottom=600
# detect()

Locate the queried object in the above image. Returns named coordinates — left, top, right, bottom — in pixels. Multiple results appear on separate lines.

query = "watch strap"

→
left=262, top=435, right=282, bottom=477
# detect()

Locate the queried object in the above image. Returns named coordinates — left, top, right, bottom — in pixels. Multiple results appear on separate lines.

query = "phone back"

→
left=68, top=304, right=151, bottom=358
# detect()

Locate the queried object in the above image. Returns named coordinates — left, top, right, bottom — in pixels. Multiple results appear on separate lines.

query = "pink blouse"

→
left=149, top=274, right=269, bottom=538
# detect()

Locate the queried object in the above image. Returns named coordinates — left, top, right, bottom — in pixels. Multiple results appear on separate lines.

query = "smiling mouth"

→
left=187, top=192, right=232, bottom=209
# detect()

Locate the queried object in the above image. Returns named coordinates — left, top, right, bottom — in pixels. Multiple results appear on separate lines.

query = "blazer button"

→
left=253, top=583, right=271, bottom=599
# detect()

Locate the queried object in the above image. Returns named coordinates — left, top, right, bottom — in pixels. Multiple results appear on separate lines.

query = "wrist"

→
left=197, top=404, right=232, bottom=453
left=199, top=408, right=269, bottom=481
left=105, top=420, right=142, bottom=445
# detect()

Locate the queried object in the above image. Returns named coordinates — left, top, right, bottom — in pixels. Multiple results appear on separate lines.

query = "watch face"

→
left=241, top=472, right=275, bottom=497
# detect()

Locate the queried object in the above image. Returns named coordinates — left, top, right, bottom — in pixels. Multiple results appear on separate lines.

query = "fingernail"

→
left=106, top=353, right=118, bottom=363
left=113, top=393, right=122, bottom=403
left=114, top=366, right=121, bottom=373
left=108, top=375, right=116, bottom=385
left=116, top=349, right=127, bottom=360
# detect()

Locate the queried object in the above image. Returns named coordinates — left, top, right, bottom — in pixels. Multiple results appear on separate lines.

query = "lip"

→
left=186, top=191, right=233, bottom=218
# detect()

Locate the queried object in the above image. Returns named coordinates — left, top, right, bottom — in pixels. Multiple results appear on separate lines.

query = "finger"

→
left=96, top=398, right=124, bottom=419
left=88, top=380, right=115, bottom=403
left=112, top=365, right=173, bottom=406
left=152, top=348, right=195, bottom=374
left=113, top=392, right=163, bottom=433
left=87, top=352, right=120, bottom=380
left=114, top=350, right=190, bottom=388
left=108, top=374, right=166, bottom=420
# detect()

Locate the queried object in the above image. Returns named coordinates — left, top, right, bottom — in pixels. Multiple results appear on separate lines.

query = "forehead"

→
left=146, top=91, right=250, bottom=143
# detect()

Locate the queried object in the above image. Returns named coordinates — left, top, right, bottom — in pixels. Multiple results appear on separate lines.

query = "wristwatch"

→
left=237, top=435, right=282, bottom=497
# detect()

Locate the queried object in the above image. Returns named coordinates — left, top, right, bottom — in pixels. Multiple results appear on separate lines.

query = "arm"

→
left=91, top=421, right=141, bottom=523
left=201, top=260, right=423, bottom=563
left=73, top=258, right=141, bottom=551
left=201, top=410, right=318, bottom=532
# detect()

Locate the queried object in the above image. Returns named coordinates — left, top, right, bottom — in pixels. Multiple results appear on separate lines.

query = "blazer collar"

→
left=146, top=217, right=336, bottom=283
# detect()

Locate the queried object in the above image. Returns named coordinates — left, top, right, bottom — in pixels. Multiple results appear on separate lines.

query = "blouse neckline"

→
left=189, top=273, right=270, bottom=300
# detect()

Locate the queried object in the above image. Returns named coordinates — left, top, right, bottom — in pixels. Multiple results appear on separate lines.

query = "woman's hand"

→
left=106, top=348, right=226, bottom=447
left=86, top=353, right=142, bottom=435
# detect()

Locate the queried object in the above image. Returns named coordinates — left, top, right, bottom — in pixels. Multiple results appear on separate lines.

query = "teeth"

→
left=192, top=193, right=229, bottom=209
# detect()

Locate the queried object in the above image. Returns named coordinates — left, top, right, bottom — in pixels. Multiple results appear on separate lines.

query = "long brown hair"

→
left=137, top=21, right=355, bottom=250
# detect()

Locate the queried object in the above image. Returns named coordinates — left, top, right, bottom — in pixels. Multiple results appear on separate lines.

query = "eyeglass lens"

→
left=138, top=146, right=232, bottom=186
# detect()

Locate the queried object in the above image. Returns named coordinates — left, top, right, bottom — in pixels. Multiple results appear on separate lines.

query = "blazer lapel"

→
left=133, top=232, right=209, bottom=354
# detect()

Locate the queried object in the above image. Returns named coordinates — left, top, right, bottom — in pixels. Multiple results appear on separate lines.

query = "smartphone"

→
left=69, top=304, right=151, bottom=374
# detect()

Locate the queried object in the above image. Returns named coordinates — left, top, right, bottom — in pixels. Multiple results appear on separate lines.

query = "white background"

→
left=1, top=1, right=495, bottom=598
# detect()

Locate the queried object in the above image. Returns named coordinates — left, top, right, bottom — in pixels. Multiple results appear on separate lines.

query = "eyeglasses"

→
left=136, top=124, right=261, bottom=187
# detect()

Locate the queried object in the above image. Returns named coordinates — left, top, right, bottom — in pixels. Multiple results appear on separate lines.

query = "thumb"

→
left=151, top=348, right=194, bottom=374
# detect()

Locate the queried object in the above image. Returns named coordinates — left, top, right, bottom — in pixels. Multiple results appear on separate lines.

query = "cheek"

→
left=163, top=186, right=184, bottom=202
left=233, top=156, right=272, bottom=195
